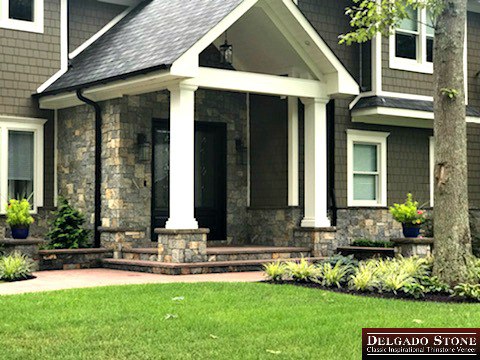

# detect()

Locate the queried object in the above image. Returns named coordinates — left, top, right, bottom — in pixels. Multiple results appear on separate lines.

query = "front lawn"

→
left=0, top=283, right=478, bottom=359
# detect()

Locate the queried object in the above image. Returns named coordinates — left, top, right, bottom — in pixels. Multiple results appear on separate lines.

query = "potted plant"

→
left=5, top=199, right=34, bottom=239
left=389, top=193, right=426, bottom=238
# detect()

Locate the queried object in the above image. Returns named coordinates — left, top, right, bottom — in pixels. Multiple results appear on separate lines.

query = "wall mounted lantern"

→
left=220, top=32, right=233, bottom=65
left=137, top=133, right=151, bottom=162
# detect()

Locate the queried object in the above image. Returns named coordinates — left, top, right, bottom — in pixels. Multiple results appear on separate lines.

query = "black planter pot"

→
left=402, top=223, right=421, bottom=238
left=11, top=226, right=30, bottom=240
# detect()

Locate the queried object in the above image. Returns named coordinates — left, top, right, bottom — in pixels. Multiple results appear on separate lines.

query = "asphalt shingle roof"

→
left=42, top=0, right=244, bottom=94
left=352, top=96, right=480, bottom=117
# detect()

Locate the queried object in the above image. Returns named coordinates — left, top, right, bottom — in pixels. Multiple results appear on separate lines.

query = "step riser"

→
left=122, top=251, right=311, bottom=262
left=102, top=262, right=267, bottom=275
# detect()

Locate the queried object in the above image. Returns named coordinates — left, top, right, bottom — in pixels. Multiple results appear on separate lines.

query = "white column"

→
left=288, top=96, right=299, bottom=206
left=301, top=97, right=331, bottom=228
left=165, top=83, right=199, bottom=230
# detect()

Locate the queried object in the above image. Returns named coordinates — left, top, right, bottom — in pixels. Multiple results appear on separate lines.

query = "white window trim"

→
left=0, top=115, right=46, bottom=214
left=429, top=136, right=435, bottom=207
left=347, top=129, right=389, bottom=207
left=0, top=0, right=44, bottom=33
left=389, top=8, right=433, bottom=74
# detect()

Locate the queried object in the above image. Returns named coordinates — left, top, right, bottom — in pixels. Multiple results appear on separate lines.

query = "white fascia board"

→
left=281, top=0, right=359, bottom=96
left=38, top=70, right=178, bottom=109
left=352, top=107, right=434, bottom=128
left=183, top=67, right=326, bottom=98
left=171, top=0, right=259, bottom=74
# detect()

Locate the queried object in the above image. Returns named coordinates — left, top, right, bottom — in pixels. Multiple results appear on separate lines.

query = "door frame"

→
left=151, top=118, right=227, bottom=240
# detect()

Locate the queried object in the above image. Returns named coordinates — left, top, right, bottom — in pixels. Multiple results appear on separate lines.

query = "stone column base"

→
left=0, top=239, right=45, bottom=271
left=155, top=228, right=209, bottom=263
left=392, top=238, right=434, bottom=258
left=293, top=227, right=337, bottom=257
left=98, top=227, right=147, bottom=259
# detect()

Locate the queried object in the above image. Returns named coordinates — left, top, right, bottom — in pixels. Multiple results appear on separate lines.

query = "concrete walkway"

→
left=0, top=269, right=265, bottom=296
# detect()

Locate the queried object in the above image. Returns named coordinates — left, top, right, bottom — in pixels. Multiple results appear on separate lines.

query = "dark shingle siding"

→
left=69, top=0, right=127, bottom=52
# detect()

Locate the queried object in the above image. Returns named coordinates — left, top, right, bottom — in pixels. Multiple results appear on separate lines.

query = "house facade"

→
left=2, top=0, right=480, bottom=261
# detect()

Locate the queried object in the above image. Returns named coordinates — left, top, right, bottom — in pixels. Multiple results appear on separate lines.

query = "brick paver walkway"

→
left=0, top=269, right=265, bottom=295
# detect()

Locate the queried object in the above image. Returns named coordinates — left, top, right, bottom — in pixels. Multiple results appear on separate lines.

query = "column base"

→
left=155, top=228, right=209, bottom=263
left=300, top=217, right=331, bottom=228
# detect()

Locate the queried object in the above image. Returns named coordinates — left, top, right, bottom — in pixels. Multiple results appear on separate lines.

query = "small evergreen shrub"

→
left=264, top=262, right=287, bottom=281
left=46, top=198, right=91, bottom=249
left=0, top=252, right=33, bottom=281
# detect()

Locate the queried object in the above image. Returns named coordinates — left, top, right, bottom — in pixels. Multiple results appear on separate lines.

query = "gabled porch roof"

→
left=36, top=0, right=359, bottom=109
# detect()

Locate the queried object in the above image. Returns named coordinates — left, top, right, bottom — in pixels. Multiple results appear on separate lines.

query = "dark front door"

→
left=152, top=120, right=227, bottom=240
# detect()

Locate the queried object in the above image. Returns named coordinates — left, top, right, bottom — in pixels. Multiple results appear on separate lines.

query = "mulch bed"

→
left=265, top=281, right=478, bottom=304
left=1, top=275, right=37, bottom=283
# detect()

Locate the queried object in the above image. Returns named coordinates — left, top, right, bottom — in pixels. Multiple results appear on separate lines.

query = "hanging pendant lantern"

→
left=220, top=32, right=233, bottom=65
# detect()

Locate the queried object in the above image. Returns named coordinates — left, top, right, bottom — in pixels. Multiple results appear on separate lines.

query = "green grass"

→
left=0, top=283, right=478, bottom=359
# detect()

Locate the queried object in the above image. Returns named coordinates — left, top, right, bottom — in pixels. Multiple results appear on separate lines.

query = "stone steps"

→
left=122, top=246, right=312, bottom=262
left=101, top=256, right=325, bottom=275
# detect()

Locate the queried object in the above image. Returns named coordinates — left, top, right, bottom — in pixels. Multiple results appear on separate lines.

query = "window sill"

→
left=0, top=19, right=44, bottom=34
left=389, top=58, right=433, bottom=74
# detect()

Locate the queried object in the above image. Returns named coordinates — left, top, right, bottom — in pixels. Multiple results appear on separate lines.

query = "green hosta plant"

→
left=453, top=283, right=480, bottom=301
left=319, top=262, right=352, bottom=288
left=349, top=263, right=379, bottom=292
left=46, top=198, right=91, bottom=249
left=0, top=252, right=33, bottom=281
left=389, top=193, right=426, bottom=226
left=397, top=256, right=430, bottom=278
left=264, top=261, right=287, bottom=282
left=5, top=199, right=34, bottom=228
left=381, top=271, right=414, bottom=294
left=285, top=258, right=319, bottom=282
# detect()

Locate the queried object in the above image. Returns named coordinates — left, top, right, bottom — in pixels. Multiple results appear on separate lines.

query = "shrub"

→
left=351, top=239, right=394, bottom=248
left=322, top=254, right=359, bottom=273
left=46, top=198, right=91, bottom=249
left=318, top=262, right=352, bottom=288
left=453, top=283, right=480, bottom=301
left=389, top=193, right=426, bottom=225
left=418, top=276, right=451, bottom=294
left=285, top=258, right=319, bottom=282
left=0, top=252, right=33, bottom=281
left=5, top=199, right=34, bottom=227
left=264, top=261, right=287, bottom=282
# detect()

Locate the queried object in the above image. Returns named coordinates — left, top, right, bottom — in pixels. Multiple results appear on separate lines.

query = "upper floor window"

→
left=0, top=0, right=44, bottom=33
left=390, top=7, right=434, bottom=74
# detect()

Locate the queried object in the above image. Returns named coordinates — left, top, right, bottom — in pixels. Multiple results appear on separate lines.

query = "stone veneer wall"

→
left=57, top=88, right=248, bottom=248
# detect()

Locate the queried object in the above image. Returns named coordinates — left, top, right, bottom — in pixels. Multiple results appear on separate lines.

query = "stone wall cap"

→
left=0, top=239, right=46, bottom=246
left=39, top=248, right=112, bottom=255
left=154, top=228, right=210, bottom=235
left=391, top=238, right=434, bottom=245
left=294, top=227, right=337, bottom=233
left=98, top=227, right=145, bottom=233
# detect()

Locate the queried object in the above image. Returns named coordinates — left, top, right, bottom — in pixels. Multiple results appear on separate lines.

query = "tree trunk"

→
left=433, top=0, right=472, bottom=286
